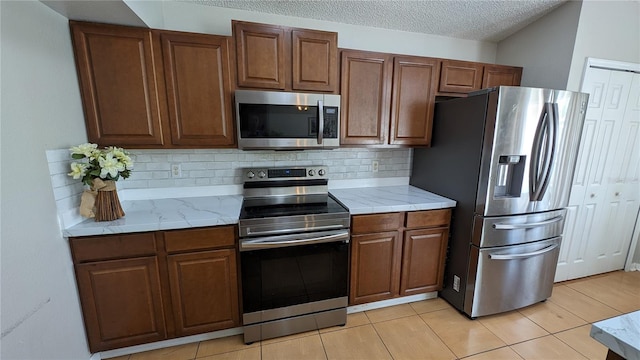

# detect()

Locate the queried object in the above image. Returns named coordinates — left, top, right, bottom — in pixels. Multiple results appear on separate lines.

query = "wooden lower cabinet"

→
left=75, top=257, right=167, bottom=352
left=349, top=209, right=451, bottom=305
left=400, top=227, right=449, bottom=296
left=167, top=249, right=239, bottom=337
left=70, top=226, right=239, bottom=352
left=350, top=231, right=402, bottom=304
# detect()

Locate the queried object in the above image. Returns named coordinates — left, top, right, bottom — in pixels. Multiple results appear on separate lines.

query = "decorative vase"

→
left=92, top=178, right=125, bottom=221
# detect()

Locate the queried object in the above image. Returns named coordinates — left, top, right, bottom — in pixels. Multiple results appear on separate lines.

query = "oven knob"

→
left=318, top=169, right=326, bottom=176
left=308, top=169, right=315, bottom=176
left=246, top=171, right=255, bottom=179
left=258, top=170, right=266, bottom=178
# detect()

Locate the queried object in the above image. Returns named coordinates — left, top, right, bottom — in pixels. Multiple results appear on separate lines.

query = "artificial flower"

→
left=68, top=143, right=133, bottom=186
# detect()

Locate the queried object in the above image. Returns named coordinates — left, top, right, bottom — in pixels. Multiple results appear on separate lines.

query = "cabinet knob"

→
left=615, top=192, right=620, bottom=196
left=590, top=193, right=595, bottom=198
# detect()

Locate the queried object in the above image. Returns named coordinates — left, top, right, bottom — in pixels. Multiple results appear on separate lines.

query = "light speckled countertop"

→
left=63, top=185, right=456, bottom=237
left=591, top=310, right=640, bottom=360
left=329, top=185, right=456, bottom=215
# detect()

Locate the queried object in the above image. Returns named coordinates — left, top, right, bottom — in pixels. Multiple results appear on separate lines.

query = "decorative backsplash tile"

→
left=121, top=148, right=412, bottom=189
left=47, top=147, right=413, bottom=229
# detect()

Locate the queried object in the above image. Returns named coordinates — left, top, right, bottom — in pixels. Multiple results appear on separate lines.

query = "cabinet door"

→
left=292, top=29, right=338, bottom=92
left=75, top=257, right=166, bottom=352
left=482, top=65, right=523, bottom=88
left=350, top=231, right=402, bottom=304
left=160, top=32, right=236, bottom=147
left=340, top=50, right=393, bottom=145
left=400, top=227, right=449, bottom=296
left=70, top=22, right=165, bottom=146
left=390, top=56, right=440, bottom=146
left=234, top=22, right=286, bottom=89
left=167, top=249, right=239, bottom=337
left=438, top=60, right=483, bottom=94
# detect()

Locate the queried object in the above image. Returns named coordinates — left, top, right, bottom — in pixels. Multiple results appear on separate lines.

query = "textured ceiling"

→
left=184, top=0, right=567, bottom=42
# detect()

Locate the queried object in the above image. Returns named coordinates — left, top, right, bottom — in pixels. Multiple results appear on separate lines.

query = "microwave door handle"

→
left=317, top=100, right=324, bottom=145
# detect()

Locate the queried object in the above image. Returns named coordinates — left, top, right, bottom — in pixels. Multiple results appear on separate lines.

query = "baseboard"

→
left=346, top=292, right=437, bottom=313
left=627, top=262, right=639, bottom=271
left=97, top=327, right=243, bottom=359
left=93, top=292, right=439, bottom=359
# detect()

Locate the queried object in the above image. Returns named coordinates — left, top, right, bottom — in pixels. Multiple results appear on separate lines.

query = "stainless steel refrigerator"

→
left=410, top=86, right=588, bottom=318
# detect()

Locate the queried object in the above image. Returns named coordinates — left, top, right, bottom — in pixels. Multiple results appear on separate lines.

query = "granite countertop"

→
left=590, top=310, right=640, bottom=360
left=63, top=185, right=456, bottom=237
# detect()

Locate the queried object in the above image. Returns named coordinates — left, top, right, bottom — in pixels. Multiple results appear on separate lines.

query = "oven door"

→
left=240, top=229, right=349, bottom=324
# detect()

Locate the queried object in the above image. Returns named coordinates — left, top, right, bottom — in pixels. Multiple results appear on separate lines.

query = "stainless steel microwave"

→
left=235, top=90, right=340, bottom=150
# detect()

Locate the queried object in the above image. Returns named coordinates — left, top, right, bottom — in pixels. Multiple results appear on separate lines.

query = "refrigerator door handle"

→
left=492, top=215, right=564, bottom=230
left=537, top=103, right=558, bottom=200
left=488, top=243, right=559, bottom=260
left=529, top=102, right=558, bottom=201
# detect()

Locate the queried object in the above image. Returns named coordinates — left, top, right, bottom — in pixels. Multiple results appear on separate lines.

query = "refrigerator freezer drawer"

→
left=464, top=237, right=561, bottom=318
left=472, top=209, right=566, bottom=247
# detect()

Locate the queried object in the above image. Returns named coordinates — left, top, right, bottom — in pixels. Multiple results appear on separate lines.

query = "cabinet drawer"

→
left=70, top=232, right=157, bottom=263
left=164, top=226, right=236, bottom=253
left=352, top=212, right=404, bottom=234
left=405, top=209, right=451, bottom=229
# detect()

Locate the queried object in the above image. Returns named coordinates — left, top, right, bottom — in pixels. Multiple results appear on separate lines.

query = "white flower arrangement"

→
left=68, top=143, right=133, bottom=186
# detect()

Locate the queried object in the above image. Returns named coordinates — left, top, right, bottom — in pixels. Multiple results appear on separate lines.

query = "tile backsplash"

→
left=47, top=147, right=413, bottom=230
left=122, top=148, right=412, bottom=189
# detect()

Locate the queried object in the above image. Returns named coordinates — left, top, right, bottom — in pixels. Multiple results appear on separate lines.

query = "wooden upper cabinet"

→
left=341, top=51, right=438, bottom=147
left=70, top=22, right=165, bottom=146
left=482, top=64, right=523, bottom=88
left=292, top=29, right=338, bottom=92
left=438, top=60, right=484, bottom=94
left=390, top=56, right=439, bottom=146
left=234, top=22, right=286, bottom=90
left=159, top=31, right=236, bottom=147
left=340, top=50, right=393, bottom=145
left=438, top=60, right=523, bottom=95
left=233, top=21, right=338, bottom=92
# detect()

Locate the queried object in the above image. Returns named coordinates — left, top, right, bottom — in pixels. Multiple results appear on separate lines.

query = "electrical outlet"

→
left=171, top=163, right=182, bottom=178
left=453, top=275, right=460, bottom=292
left=372, top=160, right=379, bottom=172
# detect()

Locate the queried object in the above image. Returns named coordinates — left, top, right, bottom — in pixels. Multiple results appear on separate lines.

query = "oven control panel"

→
left=243, top=166, right=328, bottom=182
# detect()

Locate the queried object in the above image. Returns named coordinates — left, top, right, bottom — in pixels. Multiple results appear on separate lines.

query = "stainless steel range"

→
left=238, top=166, right=350, bottom=344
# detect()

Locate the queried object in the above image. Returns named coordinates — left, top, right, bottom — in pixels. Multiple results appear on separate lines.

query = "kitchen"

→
left=2, top=1, right=640, bottom=360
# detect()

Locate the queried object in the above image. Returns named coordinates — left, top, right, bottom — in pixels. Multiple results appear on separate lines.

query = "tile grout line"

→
left=414, top=308, right=461, bottom=359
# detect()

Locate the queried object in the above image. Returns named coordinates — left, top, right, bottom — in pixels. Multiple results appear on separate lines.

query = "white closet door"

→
left=556, top=66, right=639, bottom=282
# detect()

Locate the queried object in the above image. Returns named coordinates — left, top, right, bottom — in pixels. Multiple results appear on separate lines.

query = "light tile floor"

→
left=110, top=270, right=640, bottom=360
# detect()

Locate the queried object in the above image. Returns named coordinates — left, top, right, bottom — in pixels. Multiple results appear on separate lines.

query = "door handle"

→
left=240, top=230, right=349, bottom=251
left=493, top=215, right=563, bottom=230
left=317, top=100, right=324, bottom=145
left=488, top=243, right=559, bottom=260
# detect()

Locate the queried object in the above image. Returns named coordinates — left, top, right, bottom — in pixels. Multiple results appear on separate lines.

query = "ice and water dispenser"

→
left=494, top=155, right=525, bottom=198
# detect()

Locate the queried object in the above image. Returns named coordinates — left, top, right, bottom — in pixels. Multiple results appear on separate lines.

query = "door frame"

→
left=580, top=57, right=640, bottom=272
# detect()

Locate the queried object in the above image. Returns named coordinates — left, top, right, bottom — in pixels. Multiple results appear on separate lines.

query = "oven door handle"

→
left=240, top=230, right=349, bottom=251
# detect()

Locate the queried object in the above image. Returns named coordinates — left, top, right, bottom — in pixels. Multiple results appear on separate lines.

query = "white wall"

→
left=0, top=1, right=90, bottom=359
left=566, top=0, right=640, bottom=91
left=496, top=1, right=582, bottom=89
left=128, top=1, right=498, bottom=62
